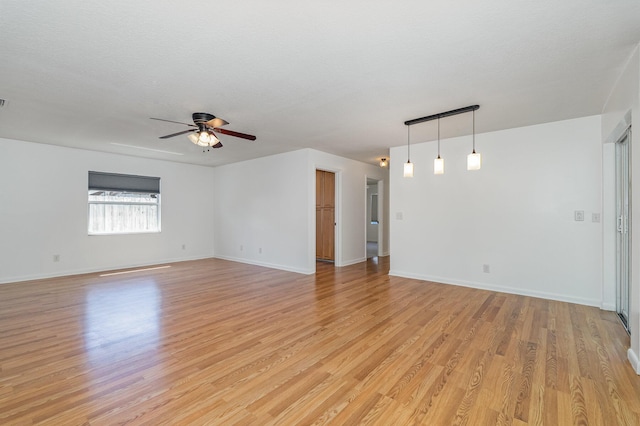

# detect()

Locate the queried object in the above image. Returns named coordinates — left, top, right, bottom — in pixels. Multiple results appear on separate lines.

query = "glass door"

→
left=616, top=128, right=631, bottom=332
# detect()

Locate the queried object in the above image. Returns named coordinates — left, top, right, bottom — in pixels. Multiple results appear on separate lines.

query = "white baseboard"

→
left=628, top=348, right=640, bottom=375
left=0, top=254, right=215, bottom=285
left=600, top=302, right=616, bottom=311
left=338, top=257, right=367, bottom=267
left=388, top=269, right=602, bottom=308
left=213, top=255, right=314, bottom=275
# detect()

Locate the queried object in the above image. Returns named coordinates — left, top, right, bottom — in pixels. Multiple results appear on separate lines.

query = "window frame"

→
left=88, top=171, right=161, bottom=236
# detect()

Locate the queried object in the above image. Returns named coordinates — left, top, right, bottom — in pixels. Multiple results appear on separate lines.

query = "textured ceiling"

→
left=1, top=1, right=639, bottom=167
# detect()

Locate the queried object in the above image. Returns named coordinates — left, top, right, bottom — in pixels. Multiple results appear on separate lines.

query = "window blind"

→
left=88, top=171, right=160, bottom=194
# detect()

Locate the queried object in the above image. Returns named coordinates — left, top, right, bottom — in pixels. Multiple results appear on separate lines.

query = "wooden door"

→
left=316, top=170, right=335, bottom=261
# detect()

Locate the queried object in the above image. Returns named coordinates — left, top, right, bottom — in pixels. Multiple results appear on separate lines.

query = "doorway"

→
left=316, top=170, right=335, bottom=262
left=366, top=178, right=379, bottom=259
left=615, top=127, right=631, bottom=332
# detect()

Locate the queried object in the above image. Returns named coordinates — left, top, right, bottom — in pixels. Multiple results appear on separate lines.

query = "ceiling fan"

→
left=150, top=112, right=256, bottom=150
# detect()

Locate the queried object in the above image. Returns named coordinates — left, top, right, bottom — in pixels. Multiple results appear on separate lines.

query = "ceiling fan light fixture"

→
left=152, top=113, right=256, bottom=148
left=188, top=131, right=220, bottom=147
left=199, top=131, right=211, bottom=144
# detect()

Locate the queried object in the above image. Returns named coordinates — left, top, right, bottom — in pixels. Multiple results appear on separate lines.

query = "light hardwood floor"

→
left=1, top=257, right=639, bottom=425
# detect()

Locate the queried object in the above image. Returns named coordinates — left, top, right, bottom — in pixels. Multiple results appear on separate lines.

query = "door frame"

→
left=364, top=177, right=385, bottom=258
left=603, top=110, right=633, bottom=333
left=376, top=179, right=385, bottom=257
left=616, top=127, right=632, bottom=332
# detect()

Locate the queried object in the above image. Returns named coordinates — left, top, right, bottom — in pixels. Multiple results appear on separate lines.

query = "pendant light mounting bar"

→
left=404, top=105, right=480, bottom=126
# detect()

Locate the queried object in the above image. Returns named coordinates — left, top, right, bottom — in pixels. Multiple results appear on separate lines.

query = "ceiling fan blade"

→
left=212, top=141, right=223, bottom=148
left=159, top=129, right=197, bottom=139
left=206, top=117, right=229, bottom=128
left=150, top=117, right=196, bottom=127
left=213, top=128, right=257, bottom=141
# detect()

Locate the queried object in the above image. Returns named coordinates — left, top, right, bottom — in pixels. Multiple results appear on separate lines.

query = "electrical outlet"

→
left=482, top=264, right=490, bottom=273
left=240, top=245, right=243, bottom=251
left=53, top=254, right=60, bottom=262
left=259, top=247, right=262, bottom=254
left=592, top=213, right=601, bottom=223
left=181, top=244, right=186, bottom=250
left=574, top=210, right=584, bottom=221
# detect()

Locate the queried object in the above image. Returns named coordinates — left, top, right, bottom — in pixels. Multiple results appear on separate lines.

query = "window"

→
left=88, top=171, right=160, bottom=235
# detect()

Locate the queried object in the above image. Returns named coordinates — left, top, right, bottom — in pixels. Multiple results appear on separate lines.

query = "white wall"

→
left=0, top=138, right=216, bottom=283
left=213, top=149, right=311, bottom=273
left=1, top=140, right=389, bottom=283
left=602, top=43, right=640, bottom=373
left=213, top=148, right=388, bottom=274
left=389, top=116, right=603, bottom=307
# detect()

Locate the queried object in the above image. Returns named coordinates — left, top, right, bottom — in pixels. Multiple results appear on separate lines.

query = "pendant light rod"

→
left=437, top=117, right=441, bottom=157
left=472, top=109, right=476, bottom=152
left=404, top=105, right=479, bottom=126
left=407, top=125, right=411, bottom=161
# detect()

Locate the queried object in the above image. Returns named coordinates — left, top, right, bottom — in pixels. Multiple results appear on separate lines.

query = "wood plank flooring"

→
left=1, top=257, right=639, bottom=425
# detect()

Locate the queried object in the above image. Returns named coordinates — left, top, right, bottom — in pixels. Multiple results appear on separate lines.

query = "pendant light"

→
left=467, top=109, right=481, bottom=170
left=434, top=117, right=444, bottom=175
left=405, top=105, right=480, bottom=174
left=404, top=125, right=414, bottom=177
left=379, top=158, right=388, bottom=168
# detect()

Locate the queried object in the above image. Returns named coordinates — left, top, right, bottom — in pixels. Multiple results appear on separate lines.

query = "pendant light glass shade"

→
left=467, top=151, right=481, bottom=170
left=434, top=117, right=444, bottom=175
left=188, top=131, right=220, bottom=147
left=199, top=131, right=211, bottom=144
left=187, top=133, right=199, bottom=145
left=404, top=161, right=414, bottom=177
left=434, top=156, right=444, bottom=174
left=467, top=109, right=481, bottom=171
left=404, top=125, right=413, bottom=178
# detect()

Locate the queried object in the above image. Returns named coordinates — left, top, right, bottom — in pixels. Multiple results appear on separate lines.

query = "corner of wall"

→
left=600, top=302, right=616, bottom=311
left=628, top=348, right=640, bottom=375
